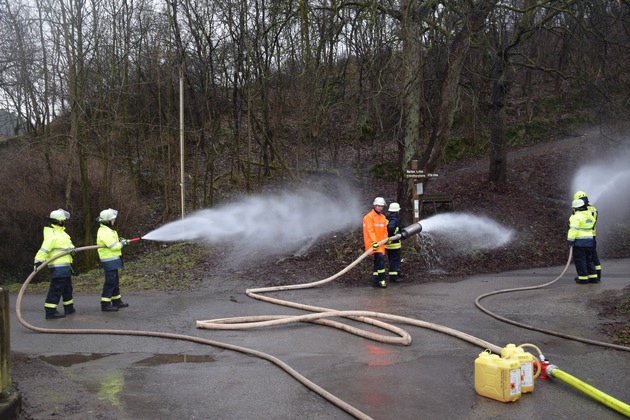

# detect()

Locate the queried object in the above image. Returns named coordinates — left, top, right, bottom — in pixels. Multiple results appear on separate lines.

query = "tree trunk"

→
left=488, top=53, right=508, bottom=184
left=423, top=0, right=500, bottom=175
left=398, top=0, right=423, bottom=223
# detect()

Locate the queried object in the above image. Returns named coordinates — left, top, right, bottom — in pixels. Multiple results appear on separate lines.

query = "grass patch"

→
left=8, top=242, right=211, bottom=294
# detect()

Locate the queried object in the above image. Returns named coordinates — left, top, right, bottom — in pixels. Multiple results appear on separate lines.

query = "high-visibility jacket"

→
left=567, top=209, right=595, bottom=247
left=97, top=224, right=124, bottom=270
left=34, top=224, right=74, bottom=278
left=363, top=209, right=388, bottom=253
left=385, top=211, right=402, bottom=250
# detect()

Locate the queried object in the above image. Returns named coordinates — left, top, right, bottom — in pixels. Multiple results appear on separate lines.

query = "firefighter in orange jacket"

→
left=363, top=197, right=389, bottom=288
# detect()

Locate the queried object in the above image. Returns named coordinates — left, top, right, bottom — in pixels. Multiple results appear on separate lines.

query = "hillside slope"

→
left=227, top=125, right=630, bottom=289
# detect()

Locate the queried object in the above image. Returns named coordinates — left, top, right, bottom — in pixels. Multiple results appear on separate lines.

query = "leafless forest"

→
left=1, top=1, right=629, bottom=280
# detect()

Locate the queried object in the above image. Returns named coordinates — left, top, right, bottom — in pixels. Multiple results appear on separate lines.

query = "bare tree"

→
left=484, top=0, right=577, bottom=184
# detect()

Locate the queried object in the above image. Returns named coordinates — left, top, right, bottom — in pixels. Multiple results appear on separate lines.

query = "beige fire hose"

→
left=197, top=237, right=502, bottom=353
left=195, top=241, right=630, bottom=417
left=474, top=247, right=630, bottom=353
left=16, top=239, right=499, bottom=420
left=16, top=246, right=375, bottom=419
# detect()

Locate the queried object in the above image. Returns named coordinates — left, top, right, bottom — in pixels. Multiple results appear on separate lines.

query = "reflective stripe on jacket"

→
left=568, top=209, right=595, bottom=247
left=363, top=209, right=388, bottom=253
left=97, top=224, right=123, bottom=270
left=385, top=211, right=402, bottom=250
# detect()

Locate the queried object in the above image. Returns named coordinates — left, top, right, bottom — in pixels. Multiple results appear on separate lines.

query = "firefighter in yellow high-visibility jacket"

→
left=34, top=209, right=76, bottom=319
left=385, top=202, right=403, bottom=283
left=96, top=208, right=130, bottom=312
left=567, top=199, right=598, bottom=284
left=573, top=190, right=601, bottom=282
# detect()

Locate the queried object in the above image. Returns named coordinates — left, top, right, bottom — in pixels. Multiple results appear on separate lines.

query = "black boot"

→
left=64, top=304, right=76, bottom=315
left=112, top=300, right=129, bottom=308
left=46, top=311, right=65, bottom=320
left=101, top=303, right=119, bottom=312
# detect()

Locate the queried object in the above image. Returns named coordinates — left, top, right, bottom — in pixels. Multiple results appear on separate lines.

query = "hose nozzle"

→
left=400, top=222, right=423, bottom=239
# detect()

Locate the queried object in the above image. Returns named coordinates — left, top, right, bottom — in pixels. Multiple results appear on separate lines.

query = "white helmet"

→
left=388, top=202, right=400, bottom=212
left=373, top=197, right=386, bottom=206
left=98, top=208, right=118, bottom=222
left=49, top=209, right=70, bottom=221
left=572, top=199, right=585, bottom=208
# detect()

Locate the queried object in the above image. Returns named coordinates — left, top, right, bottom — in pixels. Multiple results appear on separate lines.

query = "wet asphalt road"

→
left=8, top=258, right=630, bottom=419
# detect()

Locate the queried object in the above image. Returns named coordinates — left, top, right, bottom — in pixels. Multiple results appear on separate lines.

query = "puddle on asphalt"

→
left=134, top=354, right=216, bottom=366
left=39, top=353, right=216, bottom=367
left=39, top=353, right=109, bottom=367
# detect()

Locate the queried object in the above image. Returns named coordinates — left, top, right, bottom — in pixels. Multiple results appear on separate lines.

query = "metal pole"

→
left=0, top=288, right=11, bottom=392
left=179, top=66, right=185, bottom=219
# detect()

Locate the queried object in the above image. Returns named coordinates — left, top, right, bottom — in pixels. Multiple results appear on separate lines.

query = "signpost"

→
left=405, top=160, right=438, bottom=223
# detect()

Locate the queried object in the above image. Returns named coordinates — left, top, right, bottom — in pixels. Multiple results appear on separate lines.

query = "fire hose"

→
left=195, top=237, right=630, bottom=417
left=15, top=223, right=630, bottom=418
left=475, top=246, right=630, bottom=353
left=197, top=223, right=501, bottom=352
left=16, top=244, right=376, bottom=419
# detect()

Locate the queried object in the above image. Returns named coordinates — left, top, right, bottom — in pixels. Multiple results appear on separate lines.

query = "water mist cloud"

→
left=143, top=187, right=363, bottom=262
left=419, top=213, right=514, bottom=251
left=571, top=146, right=630, bottom=245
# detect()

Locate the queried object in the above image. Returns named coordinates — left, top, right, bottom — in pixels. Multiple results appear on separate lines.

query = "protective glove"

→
left=33, top=261, right=43, bottom=271
left=567, top=241, right=573, bottom=247
left=121, top=239, right=130, bottom=247
left=69, top=248, right=77, bottom=256
left=372, top=241, right=379, bottom=250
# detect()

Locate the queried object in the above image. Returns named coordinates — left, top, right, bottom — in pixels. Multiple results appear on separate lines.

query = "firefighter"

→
left=574, top=190, right=601, bottom=282
left=34, top=209, right=76, bottom=319
left=96, top=208, right=130, bottom=311
left=385, top=202, right=403, bottom=283
left=363, top=197, right=388, bottom=288
left=567, top=199, right=598, bottom=284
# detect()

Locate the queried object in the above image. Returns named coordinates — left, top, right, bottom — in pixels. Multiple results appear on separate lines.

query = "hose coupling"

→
left=545, top=364, right=558, bottom=378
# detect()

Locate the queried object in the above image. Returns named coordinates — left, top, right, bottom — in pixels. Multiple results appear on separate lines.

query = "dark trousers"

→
left=45, top=277, right=73, bottom=314
left=573, top=246, right=597, bottom=281
left=372, top=252, right=385, bottom=282
left=386, top=248, right=402, bottom=280
left=102, top=269, right=121, bottom=303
